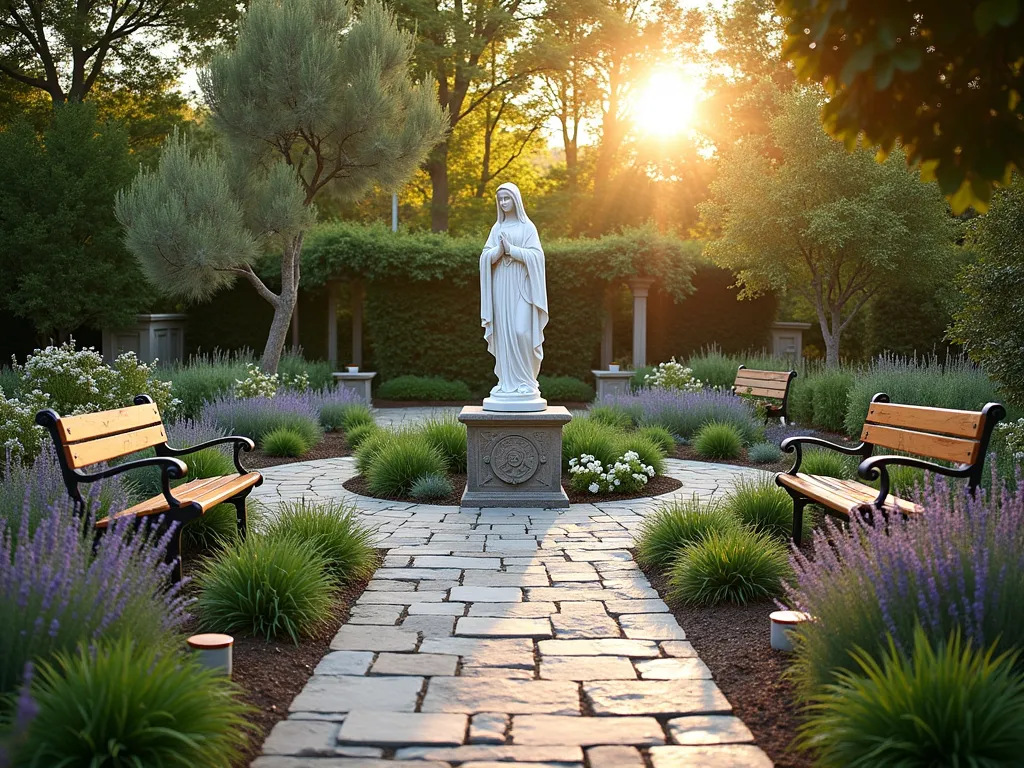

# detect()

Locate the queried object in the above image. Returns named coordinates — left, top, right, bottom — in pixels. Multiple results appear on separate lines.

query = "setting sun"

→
left=632, top=70, right=703, bottom=138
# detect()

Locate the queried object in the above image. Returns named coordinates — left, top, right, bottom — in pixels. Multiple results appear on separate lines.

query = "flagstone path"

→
left=250, top=453, right=774, bottom=768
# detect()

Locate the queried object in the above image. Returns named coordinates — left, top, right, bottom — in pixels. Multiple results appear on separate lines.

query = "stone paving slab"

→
left=253, top=452, right=773, bottom=767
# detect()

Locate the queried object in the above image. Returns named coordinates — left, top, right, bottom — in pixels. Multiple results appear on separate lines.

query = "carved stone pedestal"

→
left=458, top=406, right=572, bottom=509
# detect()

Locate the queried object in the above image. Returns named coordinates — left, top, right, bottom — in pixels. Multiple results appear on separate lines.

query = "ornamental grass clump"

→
left=410, top=472, right=455, bottom=501
left=669, top=527, right=791, bottom=605
left=798, top=627, right=1024, bottom=768
left=354, top=428, right=392, bottom=474
left=265, top=499, right=376, bottom=583
left=195, top=533, right=336, bottom=642
left=366, top=431, right=446, bottom=497
left=784, top=478, right=1024, bottom=701
left=562, top=416, right=621, bottom=466
left=637, top=424, right=675, bottom=456
left=0, top=505, right=188, bottom=696
left=261, top=426, right=314, bottom=457
left=16, top=636, right=254, bottom=767
left=748, top=441, right=783, bottom=464
left=693, top=421, right=744, bottom=460
left=724, top=475, right=811, bottom=542
left=635, top=496, right=739, bottom=570
left=181, top=505, right=239, bottom=552
left=420, top=413, right=467, bottom=473
left=799, top=447, right=855, bottom=479
left=617, top=433, right=666, bottom=475
left=589, top=403, right=636, bottom=431
left=346, top=422, right=380, bottom=450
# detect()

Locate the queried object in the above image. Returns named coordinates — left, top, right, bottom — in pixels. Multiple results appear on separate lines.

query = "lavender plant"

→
left=202, top=389, right=322, bottom=447
left=602, top=388, right=761, bottom=443
left=0, top=444, right=131, bottom=539
left=785, top=477, right=1024, bottom=700
left=0, top=504, right=189, bottom=696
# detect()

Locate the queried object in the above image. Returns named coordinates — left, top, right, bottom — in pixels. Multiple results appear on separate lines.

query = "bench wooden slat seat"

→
left=96, top=473, right=263, bottom=529
left=775, top=393, right=1005, bottom=545
left=732, top=365, right=798, bottom=423
left=36, top=394, right=262, bottom=581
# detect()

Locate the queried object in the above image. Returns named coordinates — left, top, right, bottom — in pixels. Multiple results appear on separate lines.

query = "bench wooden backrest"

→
left=860, top=402, right=989, bottom=465
left=56, top=402, right=167, bottom=469
left=733, top=367, right=794, bottom=400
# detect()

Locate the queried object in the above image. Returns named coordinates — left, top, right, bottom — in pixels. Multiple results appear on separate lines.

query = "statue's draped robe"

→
left=479, top=185, right=549, bottom=397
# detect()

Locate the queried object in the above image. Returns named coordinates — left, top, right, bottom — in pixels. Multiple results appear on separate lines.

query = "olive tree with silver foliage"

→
left=116, top=0, right=447, bottom=373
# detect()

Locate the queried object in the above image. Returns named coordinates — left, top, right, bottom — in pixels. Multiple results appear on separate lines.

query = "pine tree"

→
left=116, top=0, right=447, bottom=372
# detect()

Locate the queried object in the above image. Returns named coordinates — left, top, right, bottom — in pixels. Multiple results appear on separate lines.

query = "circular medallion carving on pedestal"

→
left=490, top=435, right=539, bottom=485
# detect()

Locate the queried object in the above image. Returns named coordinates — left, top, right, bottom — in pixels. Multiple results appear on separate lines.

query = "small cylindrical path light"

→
left=187, top=633, right=234, bottom=676
left=769, top=610, right=810, bottom=652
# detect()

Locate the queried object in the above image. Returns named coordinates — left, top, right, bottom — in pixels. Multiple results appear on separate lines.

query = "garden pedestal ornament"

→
left=460, top=182, right=570, bottom=509
left=332, top=370, right=375, bottom=404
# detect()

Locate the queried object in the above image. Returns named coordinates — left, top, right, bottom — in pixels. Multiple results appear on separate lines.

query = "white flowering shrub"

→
left=568, top=450, right=656, bottom=494
left=0, top=388, right=46, bottom=462
left=13, top=341, right=177, bottom=419
left=643, top=358, right=702, bottom=392
left=234, top=363, right=279, bottom=398
left=282, top=370, right=310, bottom=393
left=997, top=418, right=1024, bottom=462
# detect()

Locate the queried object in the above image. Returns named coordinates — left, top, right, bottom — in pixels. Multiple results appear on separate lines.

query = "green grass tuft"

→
left=724, top=475, right=810, bottom=541
left=797, top=627, right=1024, bottom=767
left=345, top=422, right=380, bottom=450
left=637, top=424, right=676, bottom=455
left=265, top=499, right=376, bottom=583
left=801, top=447, right=855, bottom=479
left=261, top=426, right=313, bottom=457
left=366, top=431, right=446, bottom=497
left=635, top=496, right=739, bottom=571
left=195, top=534, right=337, bottom=642
left=668, top=527, right=790, bottom=605
left=17, top=636, right=255, bottom=767
left=692, top=421, right=744, bottom=460
left=420, top=413, right=468, bottom=473
left=562, top=416, right=622, bottom=466
left=410, top=472, right=455, bottom=501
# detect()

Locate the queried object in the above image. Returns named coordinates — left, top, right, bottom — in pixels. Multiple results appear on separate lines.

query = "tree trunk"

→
left=427, top=142, right=450, bottom=233
left=260, top=234, right=304, bottom=373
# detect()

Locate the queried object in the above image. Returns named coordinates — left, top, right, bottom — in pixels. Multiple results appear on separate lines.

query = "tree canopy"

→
left=778, top=0, right=1024, bottom=213
left=0, top=102, right=151, bottom=342
left=700, top=86, right=956, bottom=365
left=116, top=0, right=446, bottom=372
left=950, top=177, right=1024, bottom=406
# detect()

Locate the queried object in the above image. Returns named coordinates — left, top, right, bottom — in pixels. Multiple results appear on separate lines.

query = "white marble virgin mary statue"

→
left=479, top=182, right=549, bottom=412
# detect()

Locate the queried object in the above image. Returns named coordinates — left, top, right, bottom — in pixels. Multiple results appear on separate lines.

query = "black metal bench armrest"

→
left=158, top=435, right=256, bottom=474
left=780, top=435, right=871, bottom=475
left=857, top=454, right=970, bottom=509
left=77, top=456, right=188, bottom=509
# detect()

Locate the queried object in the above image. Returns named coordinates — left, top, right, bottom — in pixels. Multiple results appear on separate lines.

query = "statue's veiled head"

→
left=495, top=182, right=529, bottom=224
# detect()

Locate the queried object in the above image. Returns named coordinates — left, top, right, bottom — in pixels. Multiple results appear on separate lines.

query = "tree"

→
left=391, top=0, right=529, bottom=232
left=0, top=102, right=151, bottom=342
left=950, top=177, right=1024, bottom=406
left=0, top=0, right=239, bottom=105
left=116, top=0, right=446, bottom=373
left=700, top=86, right=955, bottom=366
left=777, top=0, right=1024, bottom=213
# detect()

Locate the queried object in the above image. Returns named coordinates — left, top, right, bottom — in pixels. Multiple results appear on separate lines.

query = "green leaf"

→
left=840, top=44, right=877, bottom=86
left=890, top=46, right=923, bottom=73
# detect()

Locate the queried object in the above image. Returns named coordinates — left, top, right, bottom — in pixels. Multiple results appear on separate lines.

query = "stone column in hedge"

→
left=628, top=276, right=656, bottom=369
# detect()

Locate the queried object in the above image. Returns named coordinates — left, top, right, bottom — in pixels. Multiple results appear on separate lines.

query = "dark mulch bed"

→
left=244, top=430, right=351, bottom=470
left=343, top=472, right=683, bottom=506
left=179, top=550, right=380, bottom=768
left=638, top=559, right=811, bottom=768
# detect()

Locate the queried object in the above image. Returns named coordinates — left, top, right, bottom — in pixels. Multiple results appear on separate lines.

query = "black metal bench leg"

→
left=232, top=496, right=248, bottom=541
left=792, top=497, right=808, bottom=547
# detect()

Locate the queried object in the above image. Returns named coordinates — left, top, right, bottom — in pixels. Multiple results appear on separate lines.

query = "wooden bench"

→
left=776, top=393, right=1005, bottom=545
left=36, top=394, right=262, bottom=581
left=732, top=366, right=798, bottom=423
